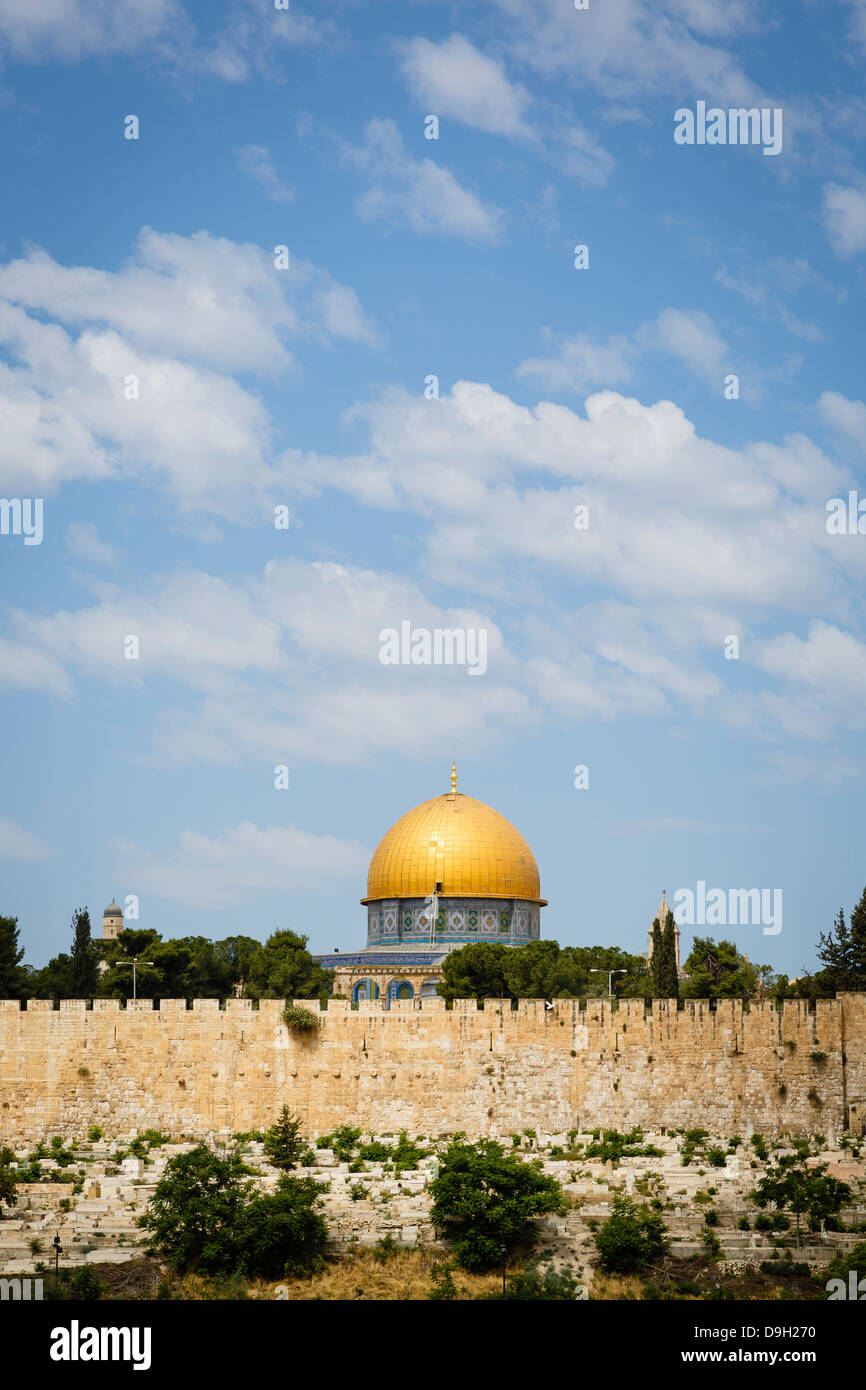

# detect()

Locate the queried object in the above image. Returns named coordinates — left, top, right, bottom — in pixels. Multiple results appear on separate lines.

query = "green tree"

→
left=69, top=908, right=97, bottom=997
left=751, top=1151, right=852, bottom=1249
left=263, top=1107, right=306, bottom=1170
left=22, top=953, right=73, bottom=1000
left=502, top=939, right=586, bottom=998
left=437, top=942, right=509, bottom=1002
left=818, top=896, right=866, bottom=992
left=245, top=930, right=332, bottom=1001
left=438, top=940, right=648, bottom=1002
left=681, top=936, right=774, bottom=999
left=0, top=916, right=26, bottom=999
left=238, top=1175, right=326, bottom=1277
left=653, top=911, right=679, bottom=999
left=429, top=1137, right=565, bottom=1271
left=138, top=1145, right=254, bottom=1273
left=594, top=1194, right=670, bottom=1273
left=849, top=886, right=866, bottom=981
left=650, top=917, right=663, bottom=995
left=0, top=1145, right=19, bottom=1216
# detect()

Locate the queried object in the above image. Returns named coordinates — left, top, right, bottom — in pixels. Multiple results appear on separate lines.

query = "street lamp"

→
left=500, top=1244, right=508, bottom=1297
left=591, top=968, right=626, bottom=997
left=115, top=957, right=154, bottom=1000
left=52, top=1232, right=62, bottom=1285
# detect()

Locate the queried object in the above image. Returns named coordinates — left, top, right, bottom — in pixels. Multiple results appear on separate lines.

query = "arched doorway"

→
left=353, top=978, right=380, bottom=1003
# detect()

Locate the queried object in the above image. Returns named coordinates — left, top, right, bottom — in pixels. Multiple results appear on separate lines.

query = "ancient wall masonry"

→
left=1, top=994, right=864, bottom=1144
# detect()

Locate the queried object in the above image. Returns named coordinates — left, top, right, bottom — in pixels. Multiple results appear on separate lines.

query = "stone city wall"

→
left=1, top=994, right=864, bottom=1144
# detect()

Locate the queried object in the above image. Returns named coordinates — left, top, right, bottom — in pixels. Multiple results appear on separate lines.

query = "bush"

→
left=138, top=1145, right=253, bottom=1274
left=236, top=1175, right=327, bottom=1278
left=583, top=1127, right=662, bottom=1163
left=139, top=1144, right=327, bottom=1278
left=755, top=1211, right=790, bottom=1232
left=430, top=1138, right=565, bottom=1272
left=282, top=1003, right=320, bottom=1033
left=317, top=1126, right=361, bottom=1161
left=594, top=1195, right=670, bottom=1274
left=823, top=1240, right=866, bottom=1288
left=0, top=1146, right=18, bottom=1214
left=705, top=1146, right=727, bottom=1168
left=86, top=1126, right=102, bottom=1143
left=483, top=1261, right=582, bottom=1300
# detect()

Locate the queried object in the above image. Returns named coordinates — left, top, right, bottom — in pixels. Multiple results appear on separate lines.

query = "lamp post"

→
left=115, top=957, right=154, bottom=1000
left=591, top=968, right=626, bottom=997
left=52, top=1232, right=62, bottom=1286
left=500, top=1244, right=508, bottom=1297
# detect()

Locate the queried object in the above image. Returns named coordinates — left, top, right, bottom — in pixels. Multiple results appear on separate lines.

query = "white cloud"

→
left=822, top=183, right=866, bottom=257
left=0, top=0, right=331, bottom=76
left=817, top=390, right=866, bottom=445
left=117, top=820, right=369, bottom=909
left=637, top=307, right=730, bottom=386
left=0, top=817, right=52, bottom=861
left=397, top=33, right=535, bottom=139
left=516, top=330, right=635, bottom=393
left=343, top=119, right=505, bottom=244
left=0, top=230, right=378, bottom=512
left=491, top=0, right=765, bottom=105
left=66, top=522, right=119, bottom=567
left=0, top=228, right=378, bottom=374
left=0, top=0, right=188, bottom=63
left=236, top=144, right=293, bottom=203
left=2, top=558, right=533, bottom=766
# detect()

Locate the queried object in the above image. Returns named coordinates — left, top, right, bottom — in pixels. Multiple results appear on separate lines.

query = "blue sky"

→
left=2, top=0, right=866, bottom=976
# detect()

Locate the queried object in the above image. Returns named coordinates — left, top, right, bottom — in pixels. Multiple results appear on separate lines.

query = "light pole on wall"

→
left=590, top=968, right=626, bottom=998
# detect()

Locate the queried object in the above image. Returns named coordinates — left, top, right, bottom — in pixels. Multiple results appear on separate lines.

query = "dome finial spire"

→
left=450, top=760, right=457, bottom=794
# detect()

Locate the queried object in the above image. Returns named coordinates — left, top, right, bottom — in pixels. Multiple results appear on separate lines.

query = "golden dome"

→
left=362, top=773, right=545, bottom=905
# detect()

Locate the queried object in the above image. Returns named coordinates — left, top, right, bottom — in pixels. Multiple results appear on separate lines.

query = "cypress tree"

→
left=69, top=907, right=97, bottom=997
left=659, top=910, right=680, bottom=1000
left=650, top=918, right=663, bottom=996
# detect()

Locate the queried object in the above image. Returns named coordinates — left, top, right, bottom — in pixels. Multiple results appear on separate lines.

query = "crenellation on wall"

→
left=0, top=994, right=863, bottom=1144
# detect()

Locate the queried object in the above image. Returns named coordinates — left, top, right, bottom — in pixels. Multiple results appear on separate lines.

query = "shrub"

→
left=583, top=1127, right=662, bottom=1163
left=236, top=1175, right=327, bottom=1278
left=374, top=1233, right=400, bottom=1262
left=139, top=1144, right=326, bottom=1278
left=700, top=1227, right=722, bottom=1260
left=751, top=1134, right=769, bottom=1162
left=349, top=1182, right=370, bottom=1201
left=823, top=1240, right=866, bottom=1286
left=86, top=1126, right=102, bottom=1143
left=317, top=1126, right=361, bottom=1161
left=483, top=1261, right=582, bottom=1300
left=594, top=1195, right=670, bottom=1274
left=430, top=1138, right=565, bottom=1272
left=282, top=1003, right=320, bottom=1033
left=705, top=1146, right=727, bottom=1168
left=704, top=1208, right=719, bottom=1226
left=755, top=1211, right=790, bottom=1232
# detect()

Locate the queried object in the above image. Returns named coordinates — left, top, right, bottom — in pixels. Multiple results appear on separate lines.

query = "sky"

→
left=1, top=0, right=866, bottom=977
